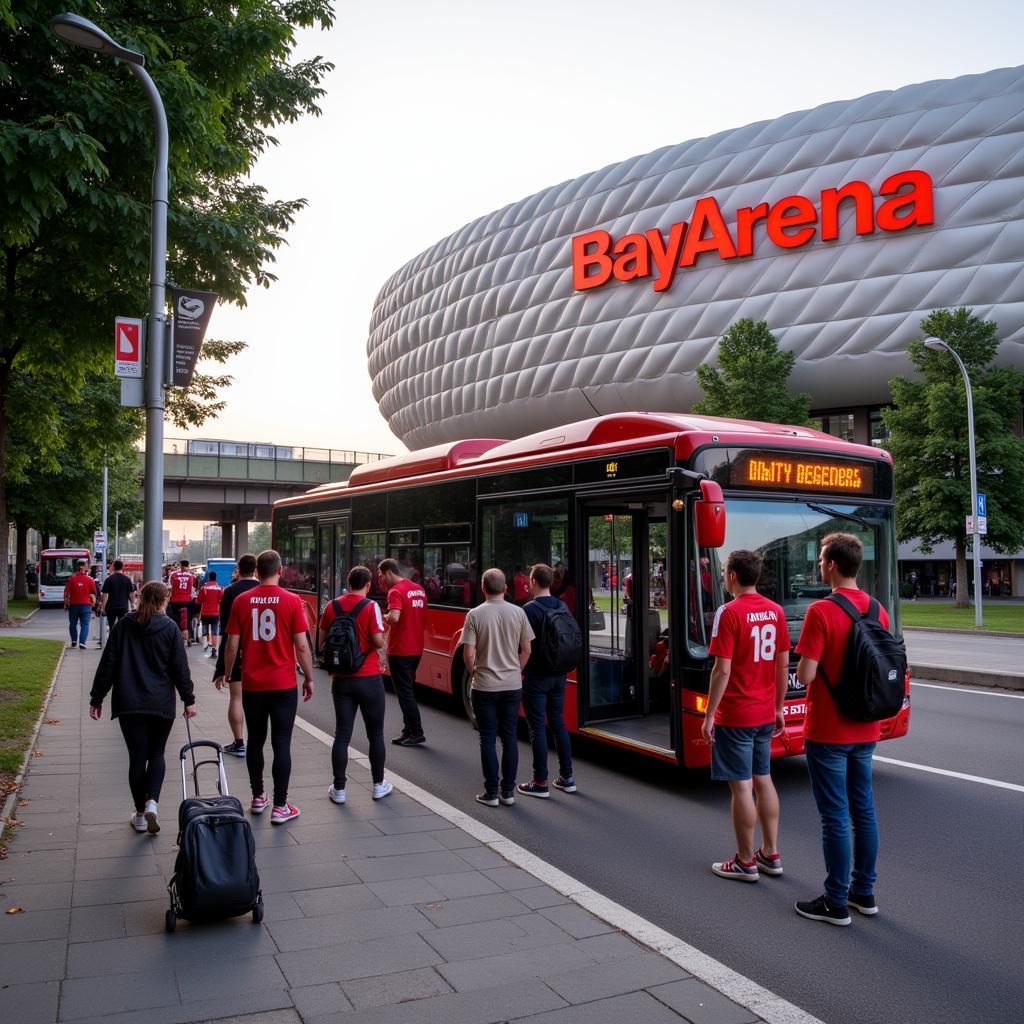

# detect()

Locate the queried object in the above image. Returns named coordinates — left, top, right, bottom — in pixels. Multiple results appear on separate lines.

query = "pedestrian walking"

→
left=197, top=570, right=225, bottom=658
left=517, top=564, right=580, bottom=798
left=318, top=565, right=393, bottom=804
left=63, top=559, right=97, bottom=648
left=88, top=581, right=196, bottom=834
left=794, top=533, right=888, bottom=926
left=379, top=557, right=427, bottom=747
left=99, top=559, right=137, bottom=632
left=168, top=559, right=197, bottom=647
left=222, top=549, right=314, bottom=825
left=462, top=569, right=534, bottom=807
left=702, top=550, right=789, bottom=882
left=213, top=553, right=260, bottom=756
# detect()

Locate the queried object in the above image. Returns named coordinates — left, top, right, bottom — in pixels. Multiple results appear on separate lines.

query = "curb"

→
left=294, top=715, right=822, bottom=1024
left=904, top=625, right=1022, bottom=639
left=909, top=663, right=1023, bottom=692
left=0, top=645, right=65, bottom=828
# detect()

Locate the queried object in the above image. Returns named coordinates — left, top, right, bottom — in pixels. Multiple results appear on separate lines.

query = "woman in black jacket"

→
left=90, top=581, right=197, bottom=835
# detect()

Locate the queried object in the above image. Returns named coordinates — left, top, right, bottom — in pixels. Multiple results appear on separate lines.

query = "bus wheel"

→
left=460, top=669, right=478, bottom=730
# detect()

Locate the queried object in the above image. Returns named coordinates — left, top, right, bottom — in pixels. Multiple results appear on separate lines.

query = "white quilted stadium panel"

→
left=368, top=66, right=1024, bottom=449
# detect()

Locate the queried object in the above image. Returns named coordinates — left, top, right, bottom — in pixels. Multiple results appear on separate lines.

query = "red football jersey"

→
left=386, top=579, right=426, bottom=657
left=169, top=571, right=196, bottom=603
left=319, top=594, right=385, bottom=677
left=64, top=572, right=97, bottom=606
left=796, top=588, right=888, bottom=744
left=708, top=593, right=791, bottom=727
left=226, top=584, right=307, bottom=691
left=197, top=583, right=224, bottom=618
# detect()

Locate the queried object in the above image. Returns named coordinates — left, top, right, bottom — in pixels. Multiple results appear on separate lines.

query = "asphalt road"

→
left=16, top=610, right=1023, bottom=1024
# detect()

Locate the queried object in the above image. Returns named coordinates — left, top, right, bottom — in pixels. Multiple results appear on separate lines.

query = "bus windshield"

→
left=41, top=556, right=82, bottom=587
left=692, top=498, right=898, bottom=650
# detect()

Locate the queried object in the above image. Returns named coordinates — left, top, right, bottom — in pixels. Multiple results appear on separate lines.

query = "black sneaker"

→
left=848, top=893, right=878, bottom=916
left=552, top=776, right=577, bottom=793
left=394, top=734, right=426, bottom=747
left=499, top=790, right=516, bottom=806
left=475, top=792, right=499, bottom=807
left=795, top=895, right=851, bottom=926
left=391, top=732, right=410, bottom=745
left=223, top=739, right=246, bottom=757
left=517, top=780, right=550, bottom=798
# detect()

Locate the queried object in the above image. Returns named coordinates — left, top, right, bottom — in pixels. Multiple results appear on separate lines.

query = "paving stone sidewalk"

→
left=1, top=644, right=768, bottom=1024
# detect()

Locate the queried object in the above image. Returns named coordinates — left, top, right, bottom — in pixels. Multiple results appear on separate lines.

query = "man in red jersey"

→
left=223, top=549, right=314, bottom=825
left=380, top=558, right=427, bottom=747
left=703, top=549, right=789, bottom=883
left=168, top=560, right=197, bottom=647
left=196, top=571, right=224, bottom=659
left=794, top=532, right=887, bottom=927
left=63, top=559, right=97, bottom=648
left=318, top=565, right=392, bottom=803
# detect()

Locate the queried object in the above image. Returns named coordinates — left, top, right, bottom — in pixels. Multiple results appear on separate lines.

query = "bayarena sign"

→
left=572, top=171, right=934, bottom=292
left=367, top=66, right=1024, bottom=450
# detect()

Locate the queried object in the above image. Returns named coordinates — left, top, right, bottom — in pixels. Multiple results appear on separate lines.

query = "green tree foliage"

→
left=249, top=521, right=271, bottom=553
left=0, top=0, right=334, bottom=613
left=693, top=318, right=813, bottom=425
left=883, top=308, right=1024, bottom=608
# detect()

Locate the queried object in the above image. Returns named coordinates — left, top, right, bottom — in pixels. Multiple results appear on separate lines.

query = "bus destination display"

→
left=732, top=451, right=875, bottom=495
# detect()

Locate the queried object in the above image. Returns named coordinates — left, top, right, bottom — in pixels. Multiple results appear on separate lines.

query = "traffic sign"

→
left=977, top=493, right=987, bottom=518
left=94, top=529, right=107, bottom=552
left=966, top=515, right=988, bottom=536
left=114, top=317, right=144, bottom=378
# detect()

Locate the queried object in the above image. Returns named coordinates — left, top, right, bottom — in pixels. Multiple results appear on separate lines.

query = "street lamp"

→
left=923, top=336, right=983, bottom=626
left=50, top=13, right=168, bottom=585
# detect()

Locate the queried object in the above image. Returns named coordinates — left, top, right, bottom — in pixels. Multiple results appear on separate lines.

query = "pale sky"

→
left=192, top=0, right=1024, bottom=463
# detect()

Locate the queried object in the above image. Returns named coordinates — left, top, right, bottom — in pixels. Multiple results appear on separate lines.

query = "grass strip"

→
left=899, top=601, right=1024, bottom=633
left=0, top=637, right=64, bottom=787
left=5, top=598, right=39, bottom=621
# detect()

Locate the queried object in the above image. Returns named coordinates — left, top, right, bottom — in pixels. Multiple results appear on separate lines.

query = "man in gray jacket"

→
left=461, top=569, right=533, bottom=807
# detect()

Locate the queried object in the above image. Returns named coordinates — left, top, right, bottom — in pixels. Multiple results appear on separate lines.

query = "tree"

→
left=249, top=521, right=271, bottom=553
left=883, top=308, right=1024, bottom=608
left=693, top=318, right=813, bottom=425
left=0, top=0, right=334, bottom=617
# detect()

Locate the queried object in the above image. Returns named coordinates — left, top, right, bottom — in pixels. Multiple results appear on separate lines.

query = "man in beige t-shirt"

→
left=462, top=569, right=534, bottom=807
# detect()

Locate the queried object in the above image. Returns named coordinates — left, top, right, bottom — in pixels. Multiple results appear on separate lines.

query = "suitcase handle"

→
left=180, top=718, right=229, bottom=799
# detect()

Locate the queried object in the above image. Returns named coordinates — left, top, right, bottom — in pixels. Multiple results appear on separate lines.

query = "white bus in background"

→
left=38, top=547, right=91, bottom=607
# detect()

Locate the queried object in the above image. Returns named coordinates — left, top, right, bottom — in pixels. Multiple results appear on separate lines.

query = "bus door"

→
left=316, top=519, right=350, bottom=645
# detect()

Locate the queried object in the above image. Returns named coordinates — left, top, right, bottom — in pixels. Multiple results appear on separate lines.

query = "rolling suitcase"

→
left=166, top=721, right=263, bottom=932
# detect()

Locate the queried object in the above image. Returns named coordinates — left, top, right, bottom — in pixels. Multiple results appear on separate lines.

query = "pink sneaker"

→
left=251, top=795, right=269, bottom=815
left=271, top=803, right=300, bottom=825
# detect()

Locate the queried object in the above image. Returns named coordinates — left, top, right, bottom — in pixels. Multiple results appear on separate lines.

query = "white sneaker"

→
left=131, top=813, right=147, bottom=833
left=372, top=780, right=393, bottom=800
left=328, top=786, right=346, bottom=804
left=143, top=799, right=160, bottom=834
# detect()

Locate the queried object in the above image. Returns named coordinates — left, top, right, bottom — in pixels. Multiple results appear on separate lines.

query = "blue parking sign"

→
left=977, top=493, right=987, bottom=517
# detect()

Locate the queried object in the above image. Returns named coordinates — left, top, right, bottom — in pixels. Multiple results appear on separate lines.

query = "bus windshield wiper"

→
left=804, top=502, right=874, bottom=529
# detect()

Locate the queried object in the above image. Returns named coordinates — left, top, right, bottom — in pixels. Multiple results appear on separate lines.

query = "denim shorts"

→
left=711, top=722, right=774, bottom=781
left=200, top=616, right=220, bottom=634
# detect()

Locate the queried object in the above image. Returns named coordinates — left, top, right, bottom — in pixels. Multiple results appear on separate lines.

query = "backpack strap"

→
left=826, top=591, right=863, bottom=622
left=331, top=598, right=341, bottom=620
left=866, top=597, right=881, bottom=623
left=343, top=597, right=371, bottom=620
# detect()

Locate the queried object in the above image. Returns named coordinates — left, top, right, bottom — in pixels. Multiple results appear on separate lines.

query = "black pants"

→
left=118, top=714, right=174, bottom=812
left=472, top=688, right=521, bottom=797
left=242, top=688, right=298, bottom=806
left=389, top=654, right=423, bottom=737
left=106, top=607, right=128, bottom=630
left=332, top=675, right=386, bottom=787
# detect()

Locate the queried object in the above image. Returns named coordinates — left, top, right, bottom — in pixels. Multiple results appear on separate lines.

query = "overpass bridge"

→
left=139, top=438, right=391, bottom=557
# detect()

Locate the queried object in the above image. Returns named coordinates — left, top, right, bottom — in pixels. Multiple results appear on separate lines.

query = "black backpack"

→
left=530, top=599, right=583, bottom=674
left=323, top=598, right=370, bottom=674
left=819, top=592, right=907, bottom=722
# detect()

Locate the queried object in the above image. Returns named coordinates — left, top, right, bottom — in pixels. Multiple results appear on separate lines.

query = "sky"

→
left=175, top=0, right=1024, bottom=527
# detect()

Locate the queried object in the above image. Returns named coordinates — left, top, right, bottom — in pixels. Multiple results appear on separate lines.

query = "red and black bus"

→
left=272, top=413, right=909, bottom=769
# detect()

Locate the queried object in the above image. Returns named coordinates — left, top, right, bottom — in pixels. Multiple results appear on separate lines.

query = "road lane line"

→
left=294, top=714, right=823, bottom=1024
left=911, top=681, right=1024, bottom=699
left=873, top=754, right=1024, bottom=792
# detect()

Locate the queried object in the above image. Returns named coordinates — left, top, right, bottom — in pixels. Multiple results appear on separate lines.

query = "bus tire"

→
left=459, top=667, right=478, bottom=730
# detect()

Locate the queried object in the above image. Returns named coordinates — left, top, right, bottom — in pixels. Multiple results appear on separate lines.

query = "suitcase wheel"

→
left=252, top=899, right=264, bottom=924
left=165, top=909, right=177, bottom=933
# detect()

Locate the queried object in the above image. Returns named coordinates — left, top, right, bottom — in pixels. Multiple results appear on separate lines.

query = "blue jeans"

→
left=472, top=688, right=521, bottom=796
left=522, top=676, right=573, bottom=784
left=68, top=604, right=91, bottom=645
left=805, top=740, right=879, bottom=907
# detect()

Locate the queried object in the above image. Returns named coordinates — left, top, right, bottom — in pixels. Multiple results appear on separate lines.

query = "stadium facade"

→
left=368, top=66, right=1024, bottom=596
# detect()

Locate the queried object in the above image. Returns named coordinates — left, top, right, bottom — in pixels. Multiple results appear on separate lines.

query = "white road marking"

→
left=873, top=755, right=1024, bottom=793
left=911, top=681, right=1024, bottom=699
left=294, top=715, right=823, bottom=1024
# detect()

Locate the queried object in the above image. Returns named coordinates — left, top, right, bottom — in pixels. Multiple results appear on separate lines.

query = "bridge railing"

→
left=147, top=439, right=392, bottom=485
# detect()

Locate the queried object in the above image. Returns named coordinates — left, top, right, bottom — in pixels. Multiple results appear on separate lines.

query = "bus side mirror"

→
left=695, top=480, right=726, bottom=548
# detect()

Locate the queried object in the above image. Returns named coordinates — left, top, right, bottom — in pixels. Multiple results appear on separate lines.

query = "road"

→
left=16, top=609, right=1023, bottom=1024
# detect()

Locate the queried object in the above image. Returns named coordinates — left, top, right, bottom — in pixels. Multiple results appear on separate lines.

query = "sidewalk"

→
left=0, top=644, right=782, bottom=1024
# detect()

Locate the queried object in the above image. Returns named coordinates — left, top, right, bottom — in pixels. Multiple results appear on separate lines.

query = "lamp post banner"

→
left=170, top=288, right=218, bottom=387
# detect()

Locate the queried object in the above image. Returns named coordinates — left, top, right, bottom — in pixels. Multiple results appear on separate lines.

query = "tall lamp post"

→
left=923, top=336, right=983, bottom=627
left=50, top=13, right=167, bottom=583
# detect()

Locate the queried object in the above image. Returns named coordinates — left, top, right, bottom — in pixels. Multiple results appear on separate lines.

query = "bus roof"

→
left=292, top=413, right=889, bottom=505
left=40, top=548, right=90, bottom=556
